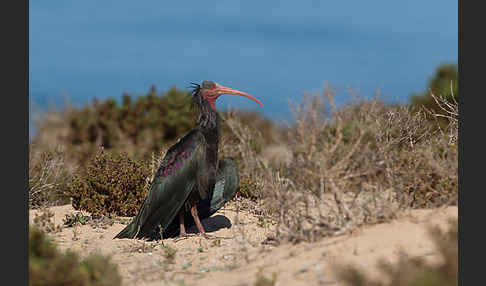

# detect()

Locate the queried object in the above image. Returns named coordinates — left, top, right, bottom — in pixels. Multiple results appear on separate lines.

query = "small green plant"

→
left=163, top=245, right=177, bottom=264
left=29, top=225, right=122, bottom=286
left=254, top=269, right=277, bottom=286
left=257, top=216, right=267, bottom=228
left=66, top=148, right=150, bottom=216
left=63, top=212, right=91, bottom=227
left=236, top=177, right=261, bottom=201
left=211, top=238, right=222, bottom=247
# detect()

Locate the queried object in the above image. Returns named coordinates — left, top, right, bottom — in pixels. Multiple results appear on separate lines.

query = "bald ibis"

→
left=114, top=81, right=263, bottom=239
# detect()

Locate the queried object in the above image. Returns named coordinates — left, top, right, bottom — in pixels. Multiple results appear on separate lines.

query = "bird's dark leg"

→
left=190, top=205, right=210, bottom=238
left=179, top=211, right=186, bottom=236
left=174, top=210, right=195, bottom=242
left=158, top=224, right=165, bottom=246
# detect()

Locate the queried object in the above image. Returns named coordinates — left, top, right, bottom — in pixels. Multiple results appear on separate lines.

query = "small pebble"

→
left=298, top=267, right=309, bottom=273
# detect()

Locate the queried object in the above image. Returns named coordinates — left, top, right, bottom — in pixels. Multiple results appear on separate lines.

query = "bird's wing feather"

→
left=114, top=130, right=207, bottom=239
left=162, top=157, right=239, bottom=238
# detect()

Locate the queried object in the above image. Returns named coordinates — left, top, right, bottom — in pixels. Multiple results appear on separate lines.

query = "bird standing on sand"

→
left=114, top=81, right=263, bottom=239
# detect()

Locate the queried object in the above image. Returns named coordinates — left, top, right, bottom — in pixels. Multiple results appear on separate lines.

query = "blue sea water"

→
left=29, top=1, right=457, bottom=137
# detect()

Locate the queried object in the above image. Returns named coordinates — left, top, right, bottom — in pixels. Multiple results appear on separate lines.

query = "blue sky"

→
left=29, top=0, right=457, bottom=128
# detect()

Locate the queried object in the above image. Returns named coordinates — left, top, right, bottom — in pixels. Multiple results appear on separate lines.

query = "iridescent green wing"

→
left=162, top=157, right=239, bottom=238
left=114, top=130, right=207, bottom=239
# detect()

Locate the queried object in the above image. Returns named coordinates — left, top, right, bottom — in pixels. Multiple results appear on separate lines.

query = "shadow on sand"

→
left=185, top=215, right=232, bottom=234
left=147, top=215, right=233, bottom=240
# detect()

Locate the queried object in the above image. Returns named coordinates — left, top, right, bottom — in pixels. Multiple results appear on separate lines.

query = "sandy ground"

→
left=29, top=203, right=457, bottom=286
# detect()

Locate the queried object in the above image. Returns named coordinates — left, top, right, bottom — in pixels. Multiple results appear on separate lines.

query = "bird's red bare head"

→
left=198, top=81, right=263, bottom=110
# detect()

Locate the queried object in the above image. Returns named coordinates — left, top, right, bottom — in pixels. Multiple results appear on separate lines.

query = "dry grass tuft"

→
left=32, top=208, right=63, bottom=234
left=29, top=145, right=74, bottom=208
left=426, top=85, right=459, bottom=145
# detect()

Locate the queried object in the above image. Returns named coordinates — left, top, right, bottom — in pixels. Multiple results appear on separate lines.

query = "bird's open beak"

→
left=215, top=85, right=263, bottom=107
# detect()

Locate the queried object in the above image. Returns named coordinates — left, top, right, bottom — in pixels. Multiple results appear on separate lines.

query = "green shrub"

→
left=410, top=63, right=458, bottom=128
left=66, top=86, right=193, bottom=160
left=63, top=212, right=91, bottom=227
left=29, top=225, right=122, bottom=286
left=237, top=176, right=261, bottom=200
left=66, top=148, right=150, bottom=216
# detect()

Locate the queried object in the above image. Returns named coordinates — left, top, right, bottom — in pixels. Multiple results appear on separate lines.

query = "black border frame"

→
left=8, top=0, right=29, bottom=285
left=457, top=0, right=464, bottom=285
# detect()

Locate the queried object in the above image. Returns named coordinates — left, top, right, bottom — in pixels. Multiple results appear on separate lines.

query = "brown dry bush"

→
left=29, top=145, right=74, bottom=208
left=426, top=88, right=458, bottom=146
left=223, top=85, right=457, bottom=244
left=32, top=208, right=63, bottom=234
left=220, top=109, right=269, bottom=215
left=264, top=89, right=402, bottom=242
left=372, top=102, right=458, bottom=208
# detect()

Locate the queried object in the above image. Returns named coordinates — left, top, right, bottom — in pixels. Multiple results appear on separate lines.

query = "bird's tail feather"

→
left=114, top=212, right=142, bottom=239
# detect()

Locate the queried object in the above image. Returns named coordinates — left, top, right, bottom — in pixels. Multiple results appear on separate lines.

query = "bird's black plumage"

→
left=114, top=81, right=260, bottom=240
left=159, top=157, right=239, bottom=239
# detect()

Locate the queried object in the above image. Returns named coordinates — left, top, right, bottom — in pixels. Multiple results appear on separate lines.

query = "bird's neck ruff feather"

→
left=190, top=83, right=220, bottom=188
left=191, top=84, right=220, bottom=135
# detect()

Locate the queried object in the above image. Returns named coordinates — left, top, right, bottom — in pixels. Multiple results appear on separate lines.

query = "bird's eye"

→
left=202, top=81, right=213, bottom=89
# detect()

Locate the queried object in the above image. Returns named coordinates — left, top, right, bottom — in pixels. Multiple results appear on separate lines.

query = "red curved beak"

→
left=214, top=85, right=263, bottom=107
